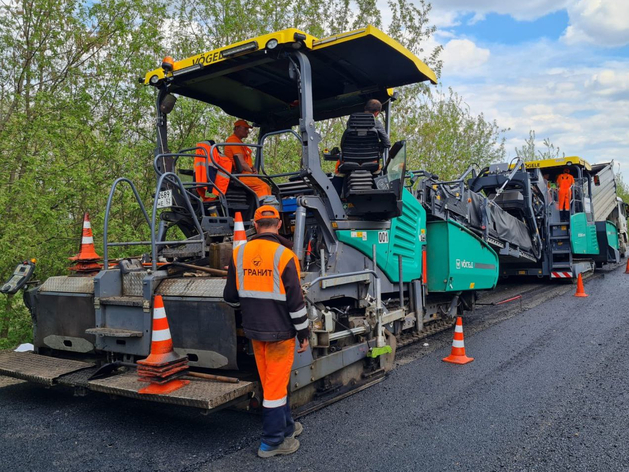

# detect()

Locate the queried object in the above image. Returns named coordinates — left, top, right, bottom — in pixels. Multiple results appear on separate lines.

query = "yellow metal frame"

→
left=312, top=25, right=437, bottom=84
left=522, top=156, right=592, bottom=171
left=143, top=25, right=437, bottom=86
left=143, top=29, right=318, bottom=85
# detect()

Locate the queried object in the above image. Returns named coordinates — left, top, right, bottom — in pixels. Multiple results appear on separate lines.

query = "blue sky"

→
left=454, top=11, right=571, bottom=45
left=410, top=0, right=629, bottom=180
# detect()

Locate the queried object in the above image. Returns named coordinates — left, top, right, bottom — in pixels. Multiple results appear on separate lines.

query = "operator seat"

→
left=337, top=115, right=404, bottom=220
left=338, top=113, right=382, bottom=182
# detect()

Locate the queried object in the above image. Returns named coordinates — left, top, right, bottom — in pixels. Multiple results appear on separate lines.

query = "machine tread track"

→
left=396, top=317, right=457, bottom=349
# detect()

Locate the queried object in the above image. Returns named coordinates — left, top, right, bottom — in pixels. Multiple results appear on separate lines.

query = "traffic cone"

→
left=574, top=273, right=588, bottom=298
left=68, top=213, right=102, bottom=273
left=625, top=258, right=629, bottom=274
left=70, top=213, right=100, bottom=261
left=138, top=296, right=188, bottom=367
left=233, top=212, right=247, bottom=250
left=442, top=317, right=474, bottom=365
left=137, top=295, right=189, bottom=395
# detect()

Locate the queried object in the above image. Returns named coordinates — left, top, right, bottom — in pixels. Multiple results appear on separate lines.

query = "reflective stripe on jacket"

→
left=223, top=233, right=309, bottom=342
left=195, top=142, right=232, bottom=201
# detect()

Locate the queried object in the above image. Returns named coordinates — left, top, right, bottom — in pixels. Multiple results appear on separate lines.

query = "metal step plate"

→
left=0, top=352, right=94, bottom=386
left=88, top=371, right=256, bottom=411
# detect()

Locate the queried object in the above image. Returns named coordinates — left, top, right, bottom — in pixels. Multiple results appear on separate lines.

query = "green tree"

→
left=0, top=0, right=167, bottom=347
left=616, top=174, right=629, bottom=204
left=515, top=129, right=565, bottom=161
left=392, top=87, right=507, bottom=179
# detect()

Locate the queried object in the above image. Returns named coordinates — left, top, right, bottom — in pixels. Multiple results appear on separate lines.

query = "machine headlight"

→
left=266, top=39, right=279, bottom=50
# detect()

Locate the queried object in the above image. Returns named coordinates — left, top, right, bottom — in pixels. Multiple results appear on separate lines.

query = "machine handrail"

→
left=257, top=129, right=303, bottom=198
left=151, top=172, right=206, bottom=272
left=257, top=129, right=301, bottom=193
left=103, top=178, right=152, bottom=267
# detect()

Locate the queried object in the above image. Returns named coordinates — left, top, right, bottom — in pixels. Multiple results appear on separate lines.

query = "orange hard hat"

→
left=234, top=119, right=252, bottom=128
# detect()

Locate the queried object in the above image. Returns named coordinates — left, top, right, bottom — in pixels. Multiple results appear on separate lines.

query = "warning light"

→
left=161, top=56, right=175, bottom=72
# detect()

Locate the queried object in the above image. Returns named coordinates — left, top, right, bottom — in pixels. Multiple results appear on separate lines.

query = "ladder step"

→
left=551, top=263, right=572, bottom=269
left=100, top=296, right=144, bottom=307
left=85, top=327, right=143, bottom=338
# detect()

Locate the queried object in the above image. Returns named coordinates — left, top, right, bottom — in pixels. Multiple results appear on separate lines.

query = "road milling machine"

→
left=0, top=26, right=502, bottom=414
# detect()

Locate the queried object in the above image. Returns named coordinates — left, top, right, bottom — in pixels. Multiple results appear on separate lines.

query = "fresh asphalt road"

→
left=1, top=266, right=628, bottom=471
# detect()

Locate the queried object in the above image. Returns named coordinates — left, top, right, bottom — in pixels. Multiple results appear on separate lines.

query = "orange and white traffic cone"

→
left=625, top=258, right=629, bottom=274
left=68, top=213, right=102, bottom=273
left=574, top=273, right=588, bottom=298
left=442, top=317, right=474, bottom=365
left=233, top=212, right=247, bottom=250
left=137, top=295, right=189, bottom=395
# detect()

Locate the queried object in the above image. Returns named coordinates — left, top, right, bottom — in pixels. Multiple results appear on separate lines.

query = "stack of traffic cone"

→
left=233, top=212, right=247, bottom=249
left=137, top=295, right=190, bottom=395
left=574, top=273, right=588, bottom=298
left=442, top=317, right=474, bottom=365
left=68, top=213, right=102, bottom=274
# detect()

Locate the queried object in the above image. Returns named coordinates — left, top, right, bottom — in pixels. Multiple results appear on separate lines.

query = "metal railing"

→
left=150, top=172, right=206, bottom=271
left=103, top=178, right=152, bottom=268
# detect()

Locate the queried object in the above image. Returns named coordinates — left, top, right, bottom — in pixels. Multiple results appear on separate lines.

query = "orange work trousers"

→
left=558, top=188, right=571, bottom=211
left=241, top=174, right=271, bottom=198
left=252, top=338, right=295, bottom=407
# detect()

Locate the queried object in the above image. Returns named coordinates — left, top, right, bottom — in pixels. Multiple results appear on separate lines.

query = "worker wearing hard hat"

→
left=224, top=120, right=272, bottom=198
left=223, top=206, right=310, bottom=458
left=556, top=168, right=575, bottom=220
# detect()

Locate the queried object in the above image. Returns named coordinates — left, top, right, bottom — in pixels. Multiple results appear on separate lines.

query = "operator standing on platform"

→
left=556, top=167, right=575, bottom=220
left=223, top=205, right=310, bottom=458
left=224, top=120, right=272, bottom=199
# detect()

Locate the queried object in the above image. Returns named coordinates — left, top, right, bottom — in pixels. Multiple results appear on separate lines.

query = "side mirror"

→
left=160, top=94, right=177, bottom=114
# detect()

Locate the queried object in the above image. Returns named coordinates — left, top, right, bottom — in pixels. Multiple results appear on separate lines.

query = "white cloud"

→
left=586, top=70, right=629, bottom=98
left=431, top=0, right=568, bottom=23
left=437, top=39, right=629, bottom=180
left=430, top=0, right=629, bottom=48
left=418, top=0, right=629, bottom=179
left=441, top=39, right=491, bottom=77
left=562, top=0, right=629, bottom=47
left=430, top=10, right=462, bottom=28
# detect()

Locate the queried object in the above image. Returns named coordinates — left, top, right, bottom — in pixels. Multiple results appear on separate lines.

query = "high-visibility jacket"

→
left=556, top=172, right=574, bottom=190
left=195, top=142, right=232, bottom=201
left=224, top=134, right=253, bottom=169
left=556, top=173, right=575, bottom=211
left=223, top=233, right=309, bottom=342
left=223, top=134, right=271, bottom=198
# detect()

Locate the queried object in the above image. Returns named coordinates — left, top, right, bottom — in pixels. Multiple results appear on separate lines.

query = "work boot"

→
left=257, top=437, right=300, bottom=458
left=288, top=421, right=303, bottom=439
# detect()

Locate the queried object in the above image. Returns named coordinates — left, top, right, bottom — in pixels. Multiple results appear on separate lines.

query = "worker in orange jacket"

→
left=224, top=120, right=272, bottom=199
left=223, top=205, right=310, bottom=458
left=556, top=168, right=575, bottom=220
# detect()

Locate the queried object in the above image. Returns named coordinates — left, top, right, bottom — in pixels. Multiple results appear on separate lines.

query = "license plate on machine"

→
left=157, top=190, right=173, bottom=208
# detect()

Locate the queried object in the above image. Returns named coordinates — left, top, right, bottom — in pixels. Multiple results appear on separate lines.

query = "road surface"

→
left=1, top=266, right=627, bottom=471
